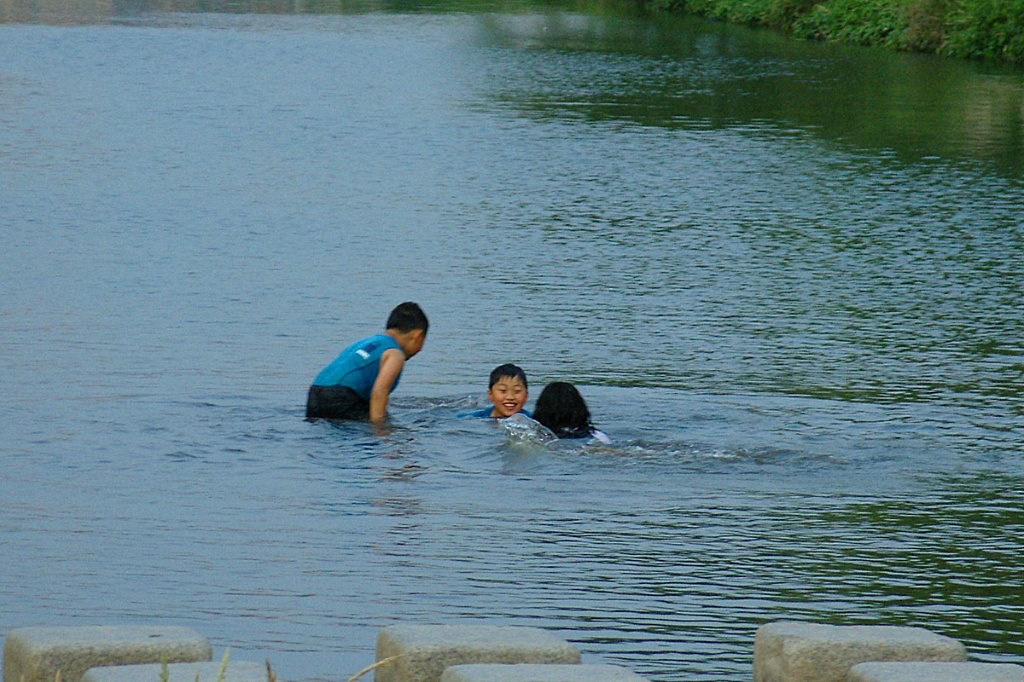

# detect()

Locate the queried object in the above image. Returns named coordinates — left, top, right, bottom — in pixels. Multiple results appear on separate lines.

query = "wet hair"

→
left=532, top=382, right=593, bottom=439
left=489, top=363, right=527, bottom=389
left=386, top=302, right=429, bottom=334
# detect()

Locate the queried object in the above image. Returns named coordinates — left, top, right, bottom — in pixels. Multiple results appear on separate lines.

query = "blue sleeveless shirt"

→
left=312, top=334, right=403, bottom=400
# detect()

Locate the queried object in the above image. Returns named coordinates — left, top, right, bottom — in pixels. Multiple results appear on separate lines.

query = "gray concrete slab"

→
left=3, top=626, right=212, bottom=682
left=848, top=661, right=1024, bottom=682
left=374, top=625, right=581, bottom=682
left=439, top=664, right=647, bottom=682
left=752, top=621, right=966, bottom=682
left=82, top=660, right=267, bottom=682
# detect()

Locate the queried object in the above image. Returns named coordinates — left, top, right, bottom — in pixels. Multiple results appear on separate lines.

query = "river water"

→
left=1, top=2, right=1022, bottom=681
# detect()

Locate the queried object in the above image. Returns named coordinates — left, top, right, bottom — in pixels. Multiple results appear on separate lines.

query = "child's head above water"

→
left=386, top=301, right=429, bottom=335
left=533, top=381, right=593, bottom=438
left=385, top=301, right=429, bottom=359
left=486, top=363, right=529, bottom=418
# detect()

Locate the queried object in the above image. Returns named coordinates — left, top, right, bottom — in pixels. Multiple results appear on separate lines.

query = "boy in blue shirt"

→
left=465, top=363, right=532, bottom=418
left=306, top=302, right=428, bottom=423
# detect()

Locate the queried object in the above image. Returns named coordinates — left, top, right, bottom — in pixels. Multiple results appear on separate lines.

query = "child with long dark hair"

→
left=532, top=381, right=610, bottom=443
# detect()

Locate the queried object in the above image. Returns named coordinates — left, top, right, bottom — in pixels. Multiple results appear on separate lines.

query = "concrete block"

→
left=3, top=626, right=212, bottom=682
left=440, top=664, right=648, bottom=682
left=374, top=625, right=581, bottom=682
left=848, top=661, right=1024, bottom=682
left=82, top=661, right=267, bottom=682
left=752, top=621, right=966, bottom=682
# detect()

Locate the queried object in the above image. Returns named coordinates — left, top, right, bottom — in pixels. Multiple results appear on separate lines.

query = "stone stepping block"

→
left=3, top=626, right=213, bottom=682
left=440, top=664, right=648, bottom=682
left=82, top=661, right=267, bottom=682
left=848, top=661, right=1024, bottom=682
left=375, top=625, right=581, bottom=682
left=753, top=621, right=967, bottom=682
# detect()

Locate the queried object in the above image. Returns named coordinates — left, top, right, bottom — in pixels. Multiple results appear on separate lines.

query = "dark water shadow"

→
left=470, top=11, right=1024, bottom=176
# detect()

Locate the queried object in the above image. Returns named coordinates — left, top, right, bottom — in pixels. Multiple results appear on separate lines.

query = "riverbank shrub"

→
left=790, top=0, right=948, bottom=51
left=643, top=0, right=1024, bottom=61
left=943, top=0, right=1024, bottom=59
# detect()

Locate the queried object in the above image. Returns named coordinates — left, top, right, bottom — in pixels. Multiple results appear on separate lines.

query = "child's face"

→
left=405, top=330, right=426, bottom=358
left=487, top=376, right=528, bottom=418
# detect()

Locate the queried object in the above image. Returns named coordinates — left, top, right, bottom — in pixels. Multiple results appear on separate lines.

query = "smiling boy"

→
left=465, top=363, right=532, bottom=418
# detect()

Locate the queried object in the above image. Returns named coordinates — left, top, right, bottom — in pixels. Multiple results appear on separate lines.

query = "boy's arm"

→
left=369, top=348, right=406, bottom=424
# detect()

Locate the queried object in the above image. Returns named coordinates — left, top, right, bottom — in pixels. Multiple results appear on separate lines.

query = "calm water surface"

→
left=1, top=2, right=1022, bottom=681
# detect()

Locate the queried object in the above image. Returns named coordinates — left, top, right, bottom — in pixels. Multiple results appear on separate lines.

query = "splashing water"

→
left=500, top=413, right=559, bottom=445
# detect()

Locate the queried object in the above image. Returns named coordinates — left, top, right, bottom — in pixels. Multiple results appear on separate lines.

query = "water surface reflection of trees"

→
left=474, top=12, right=1024, bottom=174
left=4, top=0, right=1021, bottom=173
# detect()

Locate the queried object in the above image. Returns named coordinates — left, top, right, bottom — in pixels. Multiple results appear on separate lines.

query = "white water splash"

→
left=500, top=412, right=558, bottom=445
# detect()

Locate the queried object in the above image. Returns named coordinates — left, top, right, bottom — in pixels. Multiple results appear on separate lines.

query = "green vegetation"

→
left=214, top=650, right=230, bottom=682
left=643, top=0, right=1024, bottom=61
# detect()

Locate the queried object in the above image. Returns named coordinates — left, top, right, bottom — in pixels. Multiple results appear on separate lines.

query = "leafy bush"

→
left=943, top=0, right=1024, bottom=60
left=644, top=0, right=1024, bottom=61
left=792, top=0, right=906, bottom=45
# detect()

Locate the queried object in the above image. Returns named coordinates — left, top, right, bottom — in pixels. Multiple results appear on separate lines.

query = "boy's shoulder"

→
left=460, top=407, right=494, bottom=418
left=344, top=333, right=398, bottom=352
left=459, top=407, right=533, bottom=419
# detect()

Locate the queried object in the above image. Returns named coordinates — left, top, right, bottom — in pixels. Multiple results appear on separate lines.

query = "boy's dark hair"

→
left=533, top=381, right=592, bottom=438
left=386, top=302, right=429, bottom=334
left=489, top=363, right=527, bottom=389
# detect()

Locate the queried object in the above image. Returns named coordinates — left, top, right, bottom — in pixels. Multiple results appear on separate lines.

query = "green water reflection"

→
left=474, top=11, right=1024, bottom=174
left=793, top=476, right=1022, bottom=662
left=4, top=0, right=1023, bottom=174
